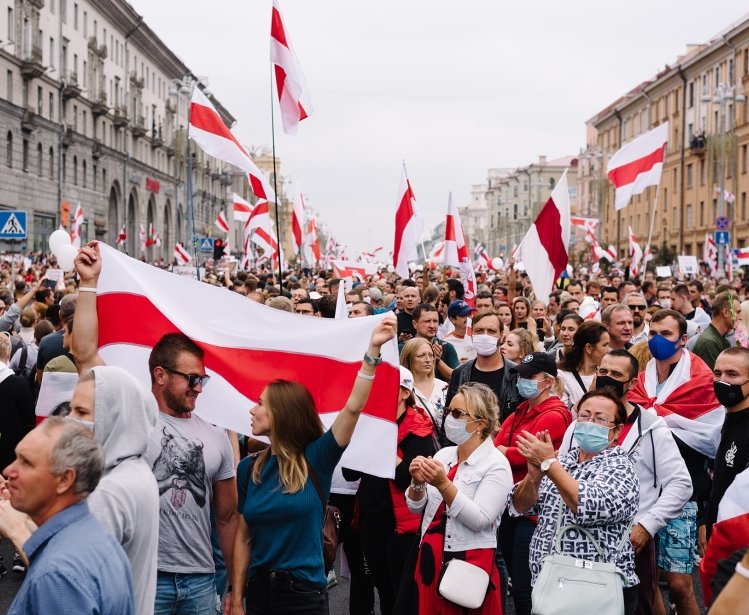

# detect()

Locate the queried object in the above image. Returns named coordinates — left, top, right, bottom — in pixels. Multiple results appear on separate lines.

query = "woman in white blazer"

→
left=406, top=382, right=513, bottom=614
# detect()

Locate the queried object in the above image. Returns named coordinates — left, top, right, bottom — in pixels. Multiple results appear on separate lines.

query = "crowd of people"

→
left=0, top=244, right=748, bottom=615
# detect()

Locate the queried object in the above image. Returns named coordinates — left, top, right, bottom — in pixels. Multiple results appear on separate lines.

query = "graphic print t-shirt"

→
left=144, top=412, right=235, bottom=573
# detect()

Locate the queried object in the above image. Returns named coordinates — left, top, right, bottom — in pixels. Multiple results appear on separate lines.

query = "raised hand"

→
left=74, top=241, right=102, bottom=284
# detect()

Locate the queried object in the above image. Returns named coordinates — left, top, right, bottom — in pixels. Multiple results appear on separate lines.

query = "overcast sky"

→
left=130, top=0, right=746, bottom=253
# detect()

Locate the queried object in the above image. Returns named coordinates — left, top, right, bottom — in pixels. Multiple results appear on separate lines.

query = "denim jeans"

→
left=497, top=512, right=536, bottom=615
left=246, top=570, right=329, bottom=615
left=155, top=572, right=217, bottom=615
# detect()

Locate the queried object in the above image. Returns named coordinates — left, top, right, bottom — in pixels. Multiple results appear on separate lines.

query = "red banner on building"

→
left=145, top=177, right=160, bottom=193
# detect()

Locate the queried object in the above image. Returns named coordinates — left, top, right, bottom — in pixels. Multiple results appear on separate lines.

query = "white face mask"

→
left=472, top=334, right=499, bottom=356
left=69, top=417, right=95, bottom=433
left=444, top=414, right=476, bottom=445
left=660, top=298, right=671, bottom=309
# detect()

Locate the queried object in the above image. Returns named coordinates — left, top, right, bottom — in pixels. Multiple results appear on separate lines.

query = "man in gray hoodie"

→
left=0, top=365, right=159, bottom=615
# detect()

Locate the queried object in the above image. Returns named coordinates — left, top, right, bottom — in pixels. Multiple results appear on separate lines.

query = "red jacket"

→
left=493, top=395, right=571, bottom=483
left=390, top=406, right=435, bottom=534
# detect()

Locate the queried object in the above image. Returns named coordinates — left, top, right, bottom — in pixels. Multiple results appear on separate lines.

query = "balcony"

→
left=113, top=106, right=129, bottom=128
left=62, top=127, right=75, bottom=148
left=62, top=71, right=81, bottom=100
left=91, top=91, right=109, bottom=117
left=689, top=133, right=707, bottom=157
left=21, top=110, right=37, bottom=133
left=20, top=46, right=45, bottom=80
left=88, top=37, right=107, bottom=59
left=165, top=144, right=175, bottom=158
left=92, top=140, right=103, bottom=160
left=131, top=115, right=146, bottom=138
left=130, top=71, right=145, bottom=90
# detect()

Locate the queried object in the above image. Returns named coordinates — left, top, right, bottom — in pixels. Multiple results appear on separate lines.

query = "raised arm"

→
left=330, top=314, right=397, bottom=447
left=72, top=241, right=106, bottom=373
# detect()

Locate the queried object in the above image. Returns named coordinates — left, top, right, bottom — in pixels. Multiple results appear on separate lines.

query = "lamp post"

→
left=702, top=82, right=745, bottom=277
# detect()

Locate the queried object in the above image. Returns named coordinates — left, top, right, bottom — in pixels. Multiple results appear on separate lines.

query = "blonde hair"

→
left=546, top=374, right=565, bottom=398
left=509, top=327, right=537, bottom=358
left=629, top=339, right=652, bottom=373
left=400, top=337, right=435, bottom=378
left=457, top=382, right=499, bottom=439
left=252, top=380, right=324, bottom=493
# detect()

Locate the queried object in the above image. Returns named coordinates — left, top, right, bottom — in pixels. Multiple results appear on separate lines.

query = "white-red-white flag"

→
left=726, top=245, right=735, bottom=279
left=173, top=243, right=191, bottom=265
left=429, top=241, right=445, bottom=262
left=93, top=243, right=399, bottom=477
left=443, top=192, right=477, bottom=304
left=189, top=87, right=275, bottom=202
left=393, top=164, right=422, bottom=279
left=518, top=170, right=571, bottom=305
left=245, top=200, right=277, bottom=257
left=332, top=260, right=378, bottom=282
left=570, top=216, right=599, bottom=234
left=304, top=216, right=321, bottom=266
left=233, top=194, right=253, bottom=222
left=139, top=224, right=147, bottom=252
left=703, top=233, right=719, bottom=277
left=215, top=211, right=230, bottom=234
left=736, top=247, right=749, bottom=266
left=291, top=192, right=306, bottom=253
left=116, top=226, right=127, bottom=248
left=270, top=0, right=313, bottom=135
left=70, top=203, right=83, bottom=249
left=607, top=122, right=668, bottom=210
left=629, top=226, right=643, bottom=277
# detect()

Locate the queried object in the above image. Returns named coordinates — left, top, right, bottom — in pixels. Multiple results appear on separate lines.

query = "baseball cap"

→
left=512, top=352, right=558, bottom=378
left=448, top=300, right=474, bottom=318
left=368, top=287, right=383, bottom=302
left=399, top=366, right=414, bottom=392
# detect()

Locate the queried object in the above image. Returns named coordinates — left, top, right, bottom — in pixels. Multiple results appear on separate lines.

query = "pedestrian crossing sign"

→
left=199, top=237, right=214, bottom=253
left=0, top=211, right=27, bottom=239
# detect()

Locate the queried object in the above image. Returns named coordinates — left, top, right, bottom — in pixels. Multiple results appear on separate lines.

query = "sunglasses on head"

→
left=163, top=367, right=211, bottom=389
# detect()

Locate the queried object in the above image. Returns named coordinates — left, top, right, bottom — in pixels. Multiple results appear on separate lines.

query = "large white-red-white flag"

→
left=233, top=194, right=252, bottom=222
left=70, top=203, right=84, bottom=249
left=393, top=164, right=422, bottom=279
left=270, top=0, right=313, bottom=135
left=443, top=193, right=477, bottom=304
left=629, top=226, right=644, bottom=277
left=94, top=243, right=399, bottom=477
left=518, top=170, right=571, bottom=305
left=607, top=122, right=669, bottom=210
left=215, top=211, right=230, bottom=234
left=291, top=192, right=306, bottom=253
left=189, top=87, right=275, bottom=202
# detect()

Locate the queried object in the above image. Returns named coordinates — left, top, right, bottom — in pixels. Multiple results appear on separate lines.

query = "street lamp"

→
left=702, top=82, right=745, bottom=277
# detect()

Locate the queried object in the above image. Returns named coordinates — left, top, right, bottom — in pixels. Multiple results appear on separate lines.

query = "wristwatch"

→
left=363, top=352, right=382, bottom=366
left=540, top=458, right=558, bottom=473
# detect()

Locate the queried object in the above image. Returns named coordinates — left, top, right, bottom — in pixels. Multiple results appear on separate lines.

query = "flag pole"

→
left=402, top=160, right=426, bottom=261
left=643, top=183, right=660, bottom=270
left=269, top=65, right=283, bottom=286
left=185, top=89, right=200, bottom=281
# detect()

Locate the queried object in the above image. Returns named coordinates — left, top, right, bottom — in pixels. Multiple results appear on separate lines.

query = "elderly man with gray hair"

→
left=2, top=418, right=134, bottom=614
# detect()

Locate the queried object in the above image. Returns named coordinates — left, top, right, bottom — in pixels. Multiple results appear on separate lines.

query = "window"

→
left=712, top=198, right=718, bottom=221
left=686, top=163, right=693, bottom=188
left=49, top=146, right=54, bottom=179
left=102, top=168, right=106, bottom=192
left=72, top=104, right=77, bottom=131
left=688, top=82, right=694, bottom=108
left=83, top=60, right=86, bottom=87
left=73, top=155, right=77, bottom=185
left=22, top=138, right=28, bottom=172
left=7, top=8, right=13, bottom=43
left=81, top=110, right=87, bottom=137
left=37, top=86, right=42, bottom=115
left=743, top=193, right=747, bottom=219
left=62, top=153, right=66, bottom=181
left=548, top=177, right=555, bottom=189
left=6, top=70, right=11, bottom=104
left=672, top=207, right=677, bottom=227
left=82, top=159, right=86, bottom=188
left=700, top=201, right=704, bottom=226
left=6, top=131, right=12, bottom=167
left=92, top=164, right=97, bottom=191
left=61, top=0, right=67, bottom=23
left=743, top=144, right=748, bottom=174
left=729, top=59, right=735, bottom=84
left=50, top=0, right=54, bottom=14
left=686, top=204, right=693, bottom=228
left=73, top=3, right=78, bottom=30
left=49, top=37, right=54, bottom=68
left=700, top=159, right=705, bottom=185
left=83, top=10, right=87, bottom=38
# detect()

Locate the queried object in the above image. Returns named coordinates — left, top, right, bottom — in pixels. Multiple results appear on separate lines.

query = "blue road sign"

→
left=716, top=216, right=730, bottom=231
left=0, top=210, right=27, bottom=239
left=715, top=231, right=730, bottom=246
left=199, top=237, right=214, bottom=253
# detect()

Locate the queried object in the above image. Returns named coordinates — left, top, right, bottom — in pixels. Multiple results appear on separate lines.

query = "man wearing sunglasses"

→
left=73, top=242, right=238, bottom=615
left=624, top=292, right=650, bottom=345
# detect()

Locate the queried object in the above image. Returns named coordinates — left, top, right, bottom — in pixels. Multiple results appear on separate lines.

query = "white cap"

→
left=399, top=366, right=414, bottom=392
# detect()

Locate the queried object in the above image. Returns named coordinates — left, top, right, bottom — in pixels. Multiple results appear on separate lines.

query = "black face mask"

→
left=713, top=380, right=749, bottom=408
left=595, top=375, right=627, bottom=399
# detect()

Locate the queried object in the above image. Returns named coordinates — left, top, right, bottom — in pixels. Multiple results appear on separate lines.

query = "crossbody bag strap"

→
left=304, top=455, right=327, bottom=520
left=550, top=496, right=607, bottom=559
left=571, top=369, right=588, bottom=395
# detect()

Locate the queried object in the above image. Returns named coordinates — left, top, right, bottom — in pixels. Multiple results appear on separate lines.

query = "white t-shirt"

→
left=443, top=332, right=477, bottom=364
left=559, top=369, right=595, bottom=411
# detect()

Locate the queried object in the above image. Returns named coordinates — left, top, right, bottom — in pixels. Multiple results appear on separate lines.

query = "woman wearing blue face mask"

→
left=406, top=383, right=512, bottom=614
left=492, top=352, right=571, bottom=615
left=510, top=389, right=640, bottom=615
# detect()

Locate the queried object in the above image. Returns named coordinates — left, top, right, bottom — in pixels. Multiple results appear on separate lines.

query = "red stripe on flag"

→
left=393, top=183, right=416, bottom=263
left=444, top=215, right=457, bottom=242
left=97, top=293, right=397, bottom=423
left=270, top=6, right=289, bottom=48
left=190, top=104, right=251, bottom=166
left=607, top=145, right=666, bottom=187
left=534, top=196, right=568, bottom=277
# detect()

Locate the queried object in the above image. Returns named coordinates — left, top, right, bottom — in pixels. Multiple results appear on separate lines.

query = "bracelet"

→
left=736, top=561, right=749, bottom=581
left=78, top=287, right=97, bottom=294
left=438, top=481, right=452, bottom=493
left=356, top=371, right=375, bottom=381
left=409, top=481, right=426, bottom=492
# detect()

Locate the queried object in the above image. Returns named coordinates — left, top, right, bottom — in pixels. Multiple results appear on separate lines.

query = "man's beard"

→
left=164, top=386, right=194, bottom=415
left=632, top=315, right=643, bottom=327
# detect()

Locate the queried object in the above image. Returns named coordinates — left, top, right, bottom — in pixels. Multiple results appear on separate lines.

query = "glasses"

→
left=628, top=305, right=647, bottom=312
left=444, top=407, right=471, bottom=420
left=163, top=367, right=211, bottom=389
left=577, top=413, right=616, bottom=426
left=415, top=352, right=432, bottom=360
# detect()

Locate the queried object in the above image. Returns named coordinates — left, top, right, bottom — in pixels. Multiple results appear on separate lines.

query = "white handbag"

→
left=438, top=558, right=491, bottom=610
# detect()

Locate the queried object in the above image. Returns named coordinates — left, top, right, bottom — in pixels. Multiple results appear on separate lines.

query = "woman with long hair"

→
left=407, top=383, right=513, bottom=614
left=547, top=313, right=583, bottom=361
left=401, top=337, right=447, bottom=428
left=229, top=316, right=397, bottom=615
left=493, top=353, right=571, bottom=615
left=557, top=321, right=610, bottom=410
left=500, top=328, right=537, bottom=364
left=511, top=297, right=532, bottom=330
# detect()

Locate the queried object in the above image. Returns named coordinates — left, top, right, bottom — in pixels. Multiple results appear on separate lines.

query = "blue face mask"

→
left=648, top=333, right=682, bottom=361
left=573, top=421, right=612, bottom=453
left=517, top=377, right=542, bottom=400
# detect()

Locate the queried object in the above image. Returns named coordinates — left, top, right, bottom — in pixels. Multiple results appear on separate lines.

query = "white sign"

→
left=655, top=266, right=672, bottom=279
left=172, top=266, right=205, bottom=280
left=677, top=255, right=699, bottom=276
left=45, top=268, right=64, bottom=282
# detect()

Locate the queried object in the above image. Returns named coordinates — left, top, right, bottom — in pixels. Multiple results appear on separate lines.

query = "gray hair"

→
left=0, top=333, right=11, bottom=361
left=59, top=294, right=77, bottom=322
left=42, top=417, right=104, bottom=496
left=601, top=303, right=630, bottom=325
left=623, top=291, right=646, bottom=305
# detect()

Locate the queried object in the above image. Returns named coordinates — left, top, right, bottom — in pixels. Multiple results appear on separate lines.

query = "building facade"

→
left=0, top=0, right=246, bottom=261
left=589, top=15, right=749, bottom=262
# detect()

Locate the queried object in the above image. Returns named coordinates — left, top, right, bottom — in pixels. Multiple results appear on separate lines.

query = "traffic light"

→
left=213, top=238, right=224, bottom=260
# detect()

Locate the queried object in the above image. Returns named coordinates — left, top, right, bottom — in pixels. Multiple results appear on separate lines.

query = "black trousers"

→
left=246, top=570, right=329, bottom=615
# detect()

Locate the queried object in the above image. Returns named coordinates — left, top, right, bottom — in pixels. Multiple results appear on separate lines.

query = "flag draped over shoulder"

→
left=629, top=351, right=724, bottom=458
left=95, top=243, right=399, bottom=478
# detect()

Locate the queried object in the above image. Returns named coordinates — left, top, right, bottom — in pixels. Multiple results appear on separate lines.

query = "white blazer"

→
left=406, top=437, right=513, bottom=552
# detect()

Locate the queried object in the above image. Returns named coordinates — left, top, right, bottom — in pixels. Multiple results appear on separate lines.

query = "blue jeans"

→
left=155, top=572, right=217, bottom=615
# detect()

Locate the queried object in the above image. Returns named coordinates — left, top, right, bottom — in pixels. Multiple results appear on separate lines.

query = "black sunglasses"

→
left=163, top=367, right=211, bottom=389
left=444, top=408, right=471, bottom=420
left=628, top=305, right=647, bottom=311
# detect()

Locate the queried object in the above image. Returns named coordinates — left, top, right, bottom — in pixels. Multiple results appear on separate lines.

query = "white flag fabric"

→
left=233, top=194, right=252, bottom=222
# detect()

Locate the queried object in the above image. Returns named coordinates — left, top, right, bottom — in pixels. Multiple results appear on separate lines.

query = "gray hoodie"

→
left=88, top=366, right=159, bottom=615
